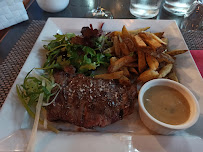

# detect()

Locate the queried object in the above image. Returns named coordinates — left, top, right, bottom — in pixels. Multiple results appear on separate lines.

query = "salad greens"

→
left=16, top=69, right=60, bottom=107
left=16, top=69, right=60, bottom=134
left=42, top=33, right=112, bottom=75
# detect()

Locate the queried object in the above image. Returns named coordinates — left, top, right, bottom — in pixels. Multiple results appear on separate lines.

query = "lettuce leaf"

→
left=43, top=33, right=112, bottom=76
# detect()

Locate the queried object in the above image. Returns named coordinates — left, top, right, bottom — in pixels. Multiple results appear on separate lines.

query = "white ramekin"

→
left=36, top=0, right=70, bottom=13
left=138, top=79, right=200, bottom=135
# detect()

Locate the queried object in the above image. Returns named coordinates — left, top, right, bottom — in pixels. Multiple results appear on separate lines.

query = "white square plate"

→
left=0, top=18, right=203, bottom=152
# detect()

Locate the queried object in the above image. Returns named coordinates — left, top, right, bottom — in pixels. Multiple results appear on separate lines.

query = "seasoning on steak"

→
left=46, top=67, right=137, bottom=128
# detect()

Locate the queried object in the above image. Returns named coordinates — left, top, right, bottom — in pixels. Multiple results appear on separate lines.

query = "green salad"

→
left=42, top=32, right=112, bottom=76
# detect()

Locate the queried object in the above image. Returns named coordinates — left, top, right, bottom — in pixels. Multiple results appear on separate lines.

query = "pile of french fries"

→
left=95, top=25, right=187, bottom=86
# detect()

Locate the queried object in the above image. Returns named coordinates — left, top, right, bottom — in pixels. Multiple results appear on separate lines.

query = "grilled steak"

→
left=46, top=67, right=137, bottom=128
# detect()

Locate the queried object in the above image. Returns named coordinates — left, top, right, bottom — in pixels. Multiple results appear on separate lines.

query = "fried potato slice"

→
left=118, top=35, right=123, bottom=42
left=138, top=32, right=166, bottom=53
left=161, top=38, right=168, bottom=45
left=121, top=67, right=130, bottom=77
left=165, top=50, right=188, bottom=56
left=129, top=67, right=138, bottom=75
left=122, top=25, right=131, bottom=38
left=133, top=35, right=147, bottom=48
left=110, top=31, right=122, bottom=37
left=153, top=32, right=164, bottom=38
left=126, top=62, right=138, bottom=68
left=153, top=52, right=175, bottom=63
left=119, top=76, right=131, bottom=86
left=119, top=42, right=130, bottom=56
left=146, top=54, right=159, bottom=70
left=150, top=33, right=167, bottom=45
left=94, top=71, right=124, bottom=79
left=160, top=53, right=175, bottom=63
left=123, top=37, right=135, bottom=52
left=110, top=57, right=117, bottom=65
left=113, top=36, right=121, bottom=57
left=129, top=27, right=150, bottom=35
left=158, top=63, right=173, bottom=78
left=108, top=56, right=136, bottom=73
left=167, top=70, right=179, bottom=82
left=133, top=45, right=174, bottom=64
left=137, top=69, right=159, bottom=82
left=110, top=27, right=150, bottom=37
left=138, top=50, right=147, bottom=73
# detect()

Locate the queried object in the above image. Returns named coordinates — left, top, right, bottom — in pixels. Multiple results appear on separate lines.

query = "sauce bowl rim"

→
left=138, top=78, right=200, bottom=130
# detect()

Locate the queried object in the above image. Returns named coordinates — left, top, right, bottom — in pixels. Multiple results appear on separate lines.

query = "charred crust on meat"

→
left=46, top=66, right=137, bottom=128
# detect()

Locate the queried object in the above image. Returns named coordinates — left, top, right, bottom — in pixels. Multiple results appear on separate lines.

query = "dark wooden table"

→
left=0, top=0, right=184, bottom=64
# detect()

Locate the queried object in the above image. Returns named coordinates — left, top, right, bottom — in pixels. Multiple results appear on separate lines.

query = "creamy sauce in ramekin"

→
left=143, top=86, right=190, bottom=125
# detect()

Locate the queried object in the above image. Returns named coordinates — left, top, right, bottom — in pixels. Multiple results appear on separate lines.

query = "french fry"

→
left=153, top=32, right=164, bottom=38
left=133, top=45, right=158, bottom=58
left=103, top=26, right=184, bottom=86
left=165, top=50, right=188, bottom=56
left=123, top=38, right=135, bottom=52
left=146, top=54, right=159, bottom=70
left=113, top=36, right=121, bottom=57
left=138, top=50, right=147, bottom=73
left=129, top=27, right=150, bottom=35
left=153, top=52, right=175, bottom=63
left=126, top=62, right=138, bottom=68
left=160, top=53, right=175, bottom=63
left=158, top=63, right=173, bottom=78
left=118, top=35, right=123, bottom=42
left=122, top=25, right=131, bottom=38
left=150, top=33, right=167, bottom=45
left=121, top=67, right=130, bottom=77
left=119, top=76, right=131, bottom=86
left=161, top=38, right=168, bottom=45
left=110, top=26, right=150, bottom=37
left=167, top=70, right=179, bottom=82
left=138, top=32, right=166, bottom=53
left=119, top=42, right=130, bottom=56
left=129, top=67, right=138, bottom=75
left=137, top=69, right=159, bottom=82
left=110, top=57, right=117, bottom=65
left=132, top=43, right=174, bottom=64
left=94, top=71, right=124, bottom=79
left=133, top=35, right=147, bottom=48
left=108, top=56, right=136, bottom=73
left=110, top=31, right=122, bottom=37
